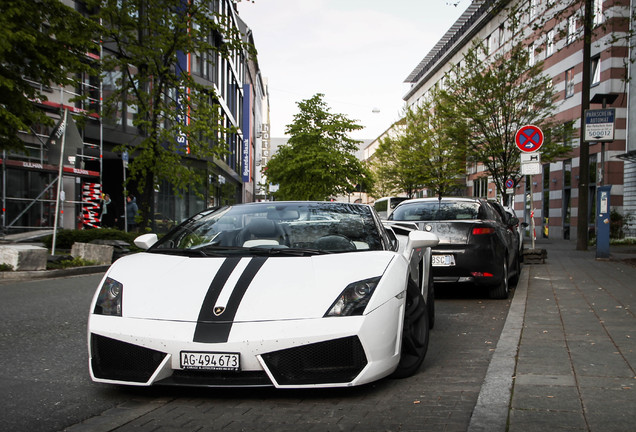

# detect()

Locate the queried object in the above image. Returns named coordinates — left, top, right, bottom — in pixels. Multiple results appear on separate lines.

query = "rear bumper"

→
left=431, top=245, right=502, bottom=287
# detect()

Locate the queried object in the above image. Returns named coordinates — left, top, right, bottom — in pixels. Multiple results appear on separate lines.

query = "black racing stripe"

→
left=223, top=256, right=268, bottom=322
left=193, top=257, right=240, bottom=343
left=193, top=257, right=268, bottom=343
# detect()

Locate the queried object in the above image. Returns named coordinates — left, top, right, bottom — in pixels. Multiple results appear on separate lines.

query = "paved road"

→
left=0, top=273, right=512, bottom=432
left=67, top=286, right=511, bottom=432
left=0, top=274, right=122, bottom=432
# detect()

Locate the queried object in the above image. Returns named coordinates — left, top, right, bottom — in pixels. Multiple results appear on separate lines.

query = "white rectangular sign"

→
left=584, top=109, right=615, bottom=142
left=521, top=162, right=542, bottom=175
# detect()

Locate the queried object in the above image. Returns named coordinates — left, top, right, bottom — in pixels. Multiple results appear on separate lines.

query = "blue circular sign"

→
left=515, top=125, right=544, bottom=152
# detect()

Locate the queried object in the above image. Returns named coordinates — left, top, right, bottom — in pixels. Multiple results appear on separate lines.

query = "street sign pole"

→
left=516, top=125, right=544, bottom=254
left=122, top=151, right=128, bottom=232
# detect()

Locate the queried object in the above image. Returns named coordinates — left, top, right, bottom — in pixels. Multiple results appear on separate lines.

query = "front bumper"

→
left=88, top=296, right=404, bottom=389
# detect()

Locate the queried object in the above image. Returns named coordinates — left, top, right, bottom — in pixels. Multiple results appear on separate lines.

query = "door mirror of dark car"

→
left=508, top=216, right=520, bottom=227
left=134, top=233, right=158, bottom=250
left=520, top=222, right=529, bottom=228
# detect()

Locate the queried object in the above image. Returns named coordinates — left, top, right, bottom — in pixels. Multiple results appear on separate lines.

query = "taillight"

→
left=472, top=227, right=495, bottom=235
left=471, top=272, right=494, bottom=277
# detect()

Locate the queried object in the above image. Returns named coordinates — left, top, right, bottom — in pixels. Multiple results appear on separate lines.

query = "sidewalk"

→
left=472, top=238, right=636, bottom=431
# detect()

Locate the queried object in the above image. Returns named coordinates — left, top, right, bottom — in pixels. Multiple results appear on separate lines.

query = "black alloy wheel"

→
left=426, top=263, right=435, bottom=330
left=392, top=278, right=430, bottom=378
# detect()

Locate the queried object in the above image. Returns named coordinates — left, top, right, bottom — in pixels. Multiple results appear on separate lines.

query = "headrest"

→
left=246, top=218, right=279, bottom=237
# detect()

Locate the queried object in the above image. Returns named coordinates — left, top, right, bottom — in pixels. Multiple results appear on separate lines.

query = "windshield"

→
left=151, top=202, right=384, bottom=255
left=390, top=201, right=481, bottom=221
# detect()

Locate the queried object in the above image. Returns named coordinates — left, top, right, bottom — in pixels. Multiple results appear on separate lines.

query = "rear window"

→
left=391, top=201, right=481, bottom=221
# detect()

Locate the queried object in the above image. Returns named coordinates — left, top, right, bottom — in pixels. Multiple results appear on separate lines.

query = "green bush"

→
left=0, top=263, right=14, bottom=272
left=47, top=257, right=97, bottom=270
left=41, top=228, right=141, bottom=250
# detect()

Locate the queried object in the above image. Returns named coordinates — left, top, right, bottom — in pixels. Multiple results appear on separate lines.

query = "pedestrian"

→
left=126, top=194, right=139, bottom=232
left=100, top=193, right=118, bottom=228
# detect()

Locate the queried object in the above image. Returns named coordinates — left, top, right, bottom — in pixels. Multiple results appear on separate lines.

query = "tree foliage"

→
left=88, top=0, right=247, bottom=229
left=372, top=92, right=465, bottom=199
left=0, top=0, right=98, bottom=151
left=437, top=13, right=571, bottom=205
left=265, top=94, right=372, bottom=201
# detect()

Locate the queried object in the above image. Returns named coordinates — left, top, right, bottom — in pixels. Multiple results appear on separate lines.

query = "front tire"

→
left=392, top=279, right=430, bottom=378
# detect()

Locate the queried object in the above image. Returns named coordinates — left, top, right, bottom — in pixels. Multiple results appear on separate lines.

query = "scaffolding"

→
left=0, top=70, right=103, bottom=236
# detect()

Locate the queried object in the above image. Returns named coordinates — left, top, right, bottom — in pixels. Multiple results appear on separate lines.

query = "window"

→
left=528, top=43, right=535, bottom=66
left=546, top=29, right=555, bottom=57
left=565, top=68, right=575, bottom=98
left=591, top=55, right=601, bottom=86
left=473, top=177, right=488, bottom=198
left=593, top=0, right=603, bottom=27
left=491, top=29, right=499, bottom=52
left=562, top=121, right=575, bottom=147
left=529, top=0, right=538, bottom=20
left=567, top=15, right=577, bottom=44
left=564, top=159, right=572, bottom=187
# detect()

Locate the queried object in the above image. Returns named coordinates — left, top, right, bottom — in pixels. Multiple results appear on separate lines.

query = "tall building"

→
left=404, top=0, right=634, bottom=240
left=1, top=0, right=267, bottom=234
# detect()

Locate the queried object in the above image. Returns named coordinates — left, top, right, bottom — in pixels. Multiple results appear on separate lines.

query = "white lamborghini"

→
left=88, top=201, right=439, bottom=388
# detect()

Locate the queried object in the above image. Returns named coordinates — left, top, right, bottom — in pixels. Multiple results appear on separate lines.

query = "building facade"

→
left=1, top=0, right=267, bottom=235
left=403, top=0, right=634, bottom=239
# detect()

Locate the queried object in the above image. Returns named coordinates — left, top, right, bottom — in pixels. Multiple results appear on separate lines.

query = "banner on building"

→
left=47, top=112, right=83, bottom=167
left=242, top=83, right=251, bottom=183
left=82, top=182, right=102, bottom=229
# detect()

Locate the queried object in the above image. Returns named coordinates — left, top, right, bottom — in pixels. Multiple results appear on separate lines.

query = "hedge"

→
left=41, top=228, right=142, bottom=250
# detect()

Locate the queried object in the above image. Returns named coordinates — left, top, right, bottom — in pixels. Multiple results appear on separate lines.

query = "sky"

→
left=236, top=0, right=471, bottom=141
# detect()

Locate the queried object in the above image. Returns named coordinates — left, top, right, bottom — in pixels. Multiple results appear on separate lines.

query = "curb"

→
left=0, top=265, right=110, bottom=283
left=468, top=265, right=529, bottom=431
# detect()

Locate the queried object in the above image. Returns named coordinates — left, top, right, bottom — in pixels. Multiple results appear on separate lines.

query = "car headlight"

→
left=93, top=277, right=123, bottom=316
left=325, top=277, right=380, bottom=317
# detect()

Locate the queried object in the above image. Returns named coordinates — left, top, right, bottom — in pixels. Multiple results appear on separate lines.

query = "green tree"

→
left=372, top=91, right=465, bottom=199
left=372, top=119, right=424, bottom=199
left=266, top=94, right=372, bottom=200
left=438, top=13, right=571, bottom=205
left=0, top=0, right=98, bottom=151
left=89, top=0, right=247, bottom=229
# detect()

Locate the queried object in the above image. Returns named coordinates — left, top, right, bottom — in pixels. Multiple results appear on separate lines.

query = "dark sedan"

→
left=389, top=197, right=520, bottom=299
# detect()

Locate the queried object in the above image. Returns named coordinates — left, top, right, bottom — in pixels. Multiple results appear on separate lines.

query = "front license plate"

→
left=432, top=254, right=456, bottom=267
left=180, top=351, right=240, bottom=371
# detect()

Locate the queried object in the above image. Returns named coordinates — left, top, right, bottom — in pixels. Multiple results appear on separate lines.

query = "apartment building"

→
left=1, top=0, right=267, bottom=234
left=403, top=0, right=634, bottom=239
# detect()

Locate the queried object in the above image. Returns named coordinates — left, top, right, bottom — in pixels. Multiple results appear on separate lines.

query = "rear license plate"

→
left=180, top=351, right=240, bottom=371
left=432, top=255, right=456, bottom=267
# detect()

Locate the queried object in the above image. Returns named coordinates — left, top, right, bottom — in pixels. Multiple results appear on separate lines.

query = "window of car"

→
left=391, top=201, right=481, bottom=221
left=152, top=202, right=385, bottom=253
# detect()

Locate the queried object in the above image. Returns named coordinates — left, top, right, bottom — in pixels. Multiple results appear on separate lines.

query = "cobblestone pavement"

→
left=506, top=239, right=636, bottom=432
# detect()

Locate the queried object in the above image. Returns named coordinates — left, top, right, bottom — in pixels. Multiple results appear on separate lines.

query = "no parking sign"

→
left=515, top=125, right=544, bottom=153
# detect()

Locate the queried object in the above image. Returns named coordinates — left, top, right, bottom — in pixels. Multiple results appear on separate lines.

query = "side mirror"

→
left=508, top=216, right=520, bottom=227
left=405, top=230, right=439, bottom=253
left=520, top=222, right=529, bottom=228
left=134, top=233, right=158, bottom=250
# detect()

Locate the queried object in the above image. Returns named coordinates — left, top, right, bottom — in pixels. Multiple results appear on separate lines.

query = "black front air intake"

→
left=261, top=336, right=368, bottom=385
left=90, top=334, right=166, bottom=383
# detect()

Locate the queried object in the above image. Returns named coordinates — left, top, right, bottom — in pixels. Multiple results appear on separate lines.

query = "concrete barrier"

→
left=71, top=242, right=114, bottom=265
left=0, top=245, right=48, bottom=271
